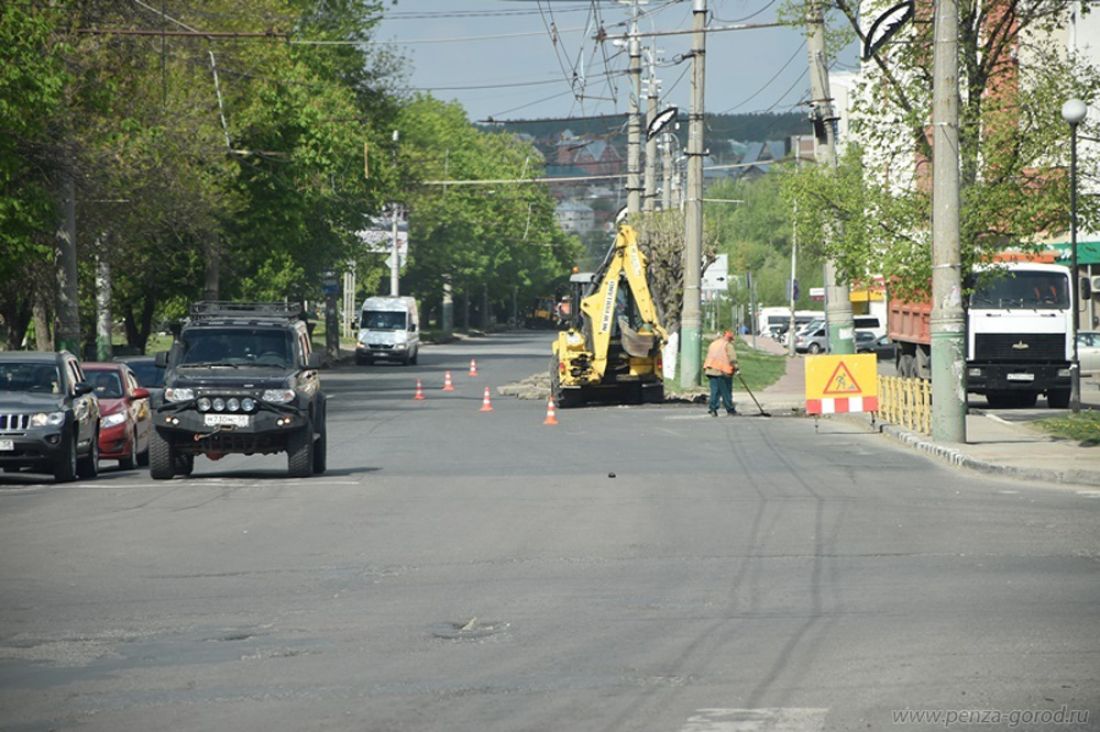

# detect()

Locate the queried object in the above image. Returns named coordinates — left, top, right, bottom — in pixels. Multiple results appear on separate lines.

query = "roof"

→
left=556, top=200, right=594, bottom=213
left=0, top=351, right=67, bottom=362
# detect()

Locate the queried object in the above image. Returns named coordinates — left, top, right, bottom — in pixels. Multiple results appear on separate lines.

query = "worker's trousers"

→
left=707, top=374, right=734, bottom=413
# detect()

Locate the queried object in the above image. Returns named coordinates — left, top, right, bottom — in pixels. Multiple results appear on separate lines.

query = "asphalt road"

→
left=1, top=332, right=1097, bottom=732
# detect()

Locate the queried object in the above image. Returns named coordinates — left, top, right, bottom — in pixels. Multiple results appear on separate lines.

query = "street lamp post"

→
left=1062, top=98, right=1087, bottom=413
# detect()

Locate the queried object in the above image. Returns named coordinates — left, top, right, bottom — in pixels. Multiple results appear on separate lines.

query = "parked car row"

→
left=0, top=352, right=164, bottom=482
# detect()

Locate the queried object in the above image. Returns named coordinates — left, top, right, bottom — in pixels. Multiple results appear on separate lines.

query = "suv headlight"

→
left=101, top=412, right=127, bottom=428
left=261, top=389, right=296, bottom=403
left=30, top=412, right=66, bottom=427
left=165, top=387, right=195, bottom=402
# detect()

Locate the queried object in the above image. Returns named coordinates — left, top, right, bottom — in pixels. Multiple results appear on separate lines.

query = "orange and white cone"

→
left=479, top=386, right=494, bottom=412
left=414, top=379, right=426, bottom=400
left=543, top=397, right=559, bottom=425
left=469, top=359, right=479, bottom=377
left=442, top=371, right=455, bottom=392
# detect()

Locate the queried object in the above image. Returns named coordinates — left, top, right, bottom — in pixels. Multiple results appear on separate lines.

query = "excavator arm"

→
left=559, top=223, right=667, bottom=384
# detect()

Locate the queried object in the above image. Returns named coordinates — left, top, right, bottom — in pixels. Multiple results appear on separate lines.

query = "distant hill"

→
left=480, top=111, right=808, bottom=150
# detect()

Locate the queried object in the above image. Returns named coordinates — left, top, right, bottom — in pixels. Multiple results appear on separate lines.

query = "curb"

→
left=874, top=420, right=1100, bottom=488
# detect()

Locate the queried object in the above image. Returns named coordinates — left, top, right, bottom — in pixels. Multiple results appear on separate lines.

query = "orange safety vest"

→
left=703, top=338, right=734, bottom=375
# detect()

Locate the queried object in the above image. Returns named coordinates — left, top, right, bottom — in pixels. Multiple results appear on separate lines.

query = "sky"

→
left=374, top=0, right=860, bottom=125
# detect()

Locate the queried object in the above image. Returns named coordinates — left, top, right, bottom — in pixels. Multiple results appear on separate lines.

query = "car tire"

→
left=287, top=420, right=315, bottom=478
left=1047, top=389, right=1070, bottom=409
left=119, top=452, right=136, bottom=470
left=136, top=445, right=149, bottom=467
left=410, top=348, right=418, bottom=365
left=76, top=432, right=99, bottom=480
left=53, top=432, right=78, bottom=483
left=173, top=453, right=194, bottom=477
left=149, top=429, right=175, bottom=480
left=808, top=342, right=822, bottom=355
left=312, top=418, right=327, bottom=475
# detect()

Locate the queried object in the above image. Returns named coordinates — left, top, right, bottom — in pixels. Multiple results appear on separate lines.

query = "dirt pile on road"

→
left=498, top=373, right=551, bottom=400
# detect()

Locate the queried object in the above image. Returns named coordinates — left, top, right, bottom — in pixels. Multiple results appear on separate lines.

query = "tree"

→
left=784, top=0, right=1100, bottom=293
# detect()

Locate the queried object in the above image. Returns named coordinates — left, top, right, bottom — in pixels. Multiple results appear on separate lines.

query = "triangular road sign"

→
left=823, top=361, right=862, bottom=394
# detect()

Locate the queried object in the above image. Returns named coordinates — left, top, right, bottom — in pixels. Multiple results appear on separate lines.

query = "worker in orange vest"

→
left=703, top=330, right=739, bottom=416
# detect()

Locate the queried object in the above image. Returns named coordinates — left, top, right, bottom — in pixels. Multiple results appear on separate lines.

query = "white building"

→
left=554, top=200, right=595, bottom=235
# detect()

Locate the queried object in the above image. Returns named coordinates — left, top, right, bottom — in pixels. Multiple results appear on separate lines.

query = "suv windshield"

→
left=0, top=362, right=60, bottom=394
left=361, top=311, right=406, bottom=330
left=969, top=271, right=1070, bottom=309
left=179, top=328, right=293, bottom=367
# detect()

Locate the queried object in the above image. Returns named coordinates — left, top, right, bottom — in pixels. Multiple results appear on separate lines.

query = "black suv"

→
left=0, top=351, right=101, bottom=482
left=151, top=302, right=327, bottom=479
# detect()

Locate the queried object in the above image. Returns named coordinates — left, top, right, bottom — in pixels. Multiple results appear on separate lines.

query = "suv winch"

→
left=151, top=301, right=327, bottom=479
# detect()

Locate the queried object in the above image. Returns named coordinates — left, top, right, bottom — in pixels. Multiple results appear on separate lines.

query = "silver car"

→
left=1078, top=331, right=1100, bottom=374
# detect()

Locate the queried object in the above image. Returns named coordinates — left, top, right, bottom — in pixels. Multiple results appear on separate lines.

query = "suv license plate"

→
left=204, top=414, right=250, bottom=427
left=0, top=440, right=13, bottom=451
left=1007, top=373, right=1035, bottom=382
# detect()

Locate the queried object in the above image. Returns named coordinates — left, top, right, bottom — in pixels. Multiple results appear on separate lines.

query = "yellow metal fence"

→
left=878, top=375, right=932, bottom=435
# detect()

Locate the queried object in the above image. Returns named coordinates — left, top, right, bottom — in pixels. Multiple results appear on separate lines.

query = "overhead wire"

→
left=719, top=40, right=806, bottom=113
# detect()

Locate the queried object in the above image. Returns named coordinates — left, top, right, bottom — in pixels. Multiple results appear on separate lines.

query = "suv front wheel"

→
left=53, top=432, right=78, bottom=483
left=149, top=429, right=176, bottom=480
left=76, top=432, right=99, bottom=480
left=287, top=419, right=315, bottom=478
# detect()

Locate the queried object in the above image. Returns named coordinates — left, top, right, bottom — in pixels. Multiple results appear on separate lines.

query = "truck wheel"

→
left=76, top=432, right=99, bottom=480
left=410, top=349, right=418, bottom=365
left=149, top=429, right=175, bottom=480
left=287, top=420, right=315, bottom=478
left=642, top=383, right=665, bottom=404
left=312, top=418, right=327, bottom=474
left=52, top=432, right=78, bottom=483
left=1047, top=389, right=1070, bottom=409
left=174, top=453, right=194, bottom=477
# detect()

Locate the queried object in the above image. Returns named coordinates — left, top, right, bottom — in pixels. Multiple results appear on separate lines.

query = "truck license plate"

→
left=1006, top=373, right=1034, bottom=382
left=204, top=414, right=249, bottom=427
left=0, top=440, right=13, bottom=451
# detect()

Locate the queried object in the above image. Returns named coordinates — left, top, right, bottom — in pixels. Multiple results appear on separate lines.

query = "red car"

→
left=83, top=362, right=151, bottom=470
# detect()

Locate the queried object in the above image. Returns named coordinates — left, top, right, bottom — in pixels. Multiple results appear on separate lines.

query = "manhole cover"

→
left=431, top=618, right=508, bottom=640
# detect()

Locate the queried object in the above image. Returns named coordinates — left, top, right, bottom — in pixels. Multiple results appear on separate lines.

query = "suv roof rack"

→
left=189, top=301, right=305, bottom=321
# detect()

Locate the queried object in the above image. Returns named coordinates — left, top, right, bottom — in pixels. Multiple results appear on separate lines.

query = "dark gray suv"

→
left=0, top=351, right=101, bottom=482
left=151, top=302, right=327, bottom=479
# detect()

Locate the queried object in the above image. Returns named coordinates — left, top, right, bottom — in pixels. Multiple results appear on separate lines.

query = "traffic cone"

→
left=442, top=371, right=455, bottom=392
left=543, top=397, right=559, bottom=425
left=479, top=386, right=494, bottom=412
left=469, top=359, right=479, bottom=377
left=414, top=379, right=426, bottom=400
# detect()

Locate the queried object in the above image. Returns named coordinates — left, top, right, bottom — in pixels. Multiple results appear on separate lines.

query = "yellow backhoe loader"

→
left=550, top=224, right=668, bottom=407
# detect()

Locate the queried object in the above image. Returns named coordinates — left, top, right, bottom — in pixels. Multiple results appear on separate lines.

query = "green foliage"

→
left=1036, top=410, right=1100, bottom=445
left=706, top=174, right=826, bottom=307
left=780, top=0, right=1100, bottom=297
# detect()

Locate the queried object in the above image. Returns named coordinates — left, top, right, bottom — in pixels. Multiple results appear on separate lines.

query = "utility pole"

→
left=643, top=44, right=659, bottom=212
left=788, top=199, right=798, bottom=357
left=661, top=134, right=673, bottom=210
left=442, top=275, right=454, bottom=336
left=626, top=1, right=642, bottom=215
left=930, top=0, right=967, bottom=441
left=55, top=169, right=80, bottom=357
left=679, top=0, right=706, bottom=389
left=805, top=0, right=854, bottom=355
left=390, top=129, right=401, bottom=297
left=95, top=247, right=112, bottom=361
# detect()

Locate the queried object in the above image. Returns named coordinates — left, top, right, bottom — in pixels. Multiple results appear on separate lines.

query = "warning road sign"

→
left=804, top=353, right=878, bottom=414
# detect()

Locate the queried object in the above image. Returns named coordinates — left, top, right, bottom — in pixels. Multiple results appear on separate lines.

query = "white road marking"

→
left=679, top=708, right=829, bottom=732
left=1076, top=490, right=1100, bottom=498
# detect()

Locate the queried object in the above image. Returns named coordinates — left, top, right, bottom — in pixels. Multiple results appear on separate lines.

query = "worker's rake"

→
left=736, top=372, right=771, bottom=417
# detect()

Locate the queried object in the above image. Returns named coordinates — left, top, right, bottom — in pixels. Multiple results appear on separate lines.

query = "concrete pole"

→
left=806, top=0, right=854, bottom=355
left=55, top=170, right=80, bottom=356
left=203, top=236, right=220, bottom=301
left=390, top=205, right=400, bottom=297
left=95, top=249, right=112, bottom=361
left=930, top=0, right=967, bottom=441
left=788, top=201, right=798, bottom=357
left=626, top=2, right=642, bottom=215
left=661, top=134, right=673, bottom=210
left=442, top=275, right=454, bottom=336
left=643, top=47, right=658, bottom=213
left=679, top=0, right=706, bottom=389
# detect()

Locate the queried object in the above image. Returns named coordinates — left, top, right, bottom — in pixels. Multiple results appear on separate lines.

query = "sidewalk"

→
left=741, top=335, right=1100, bottom=489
